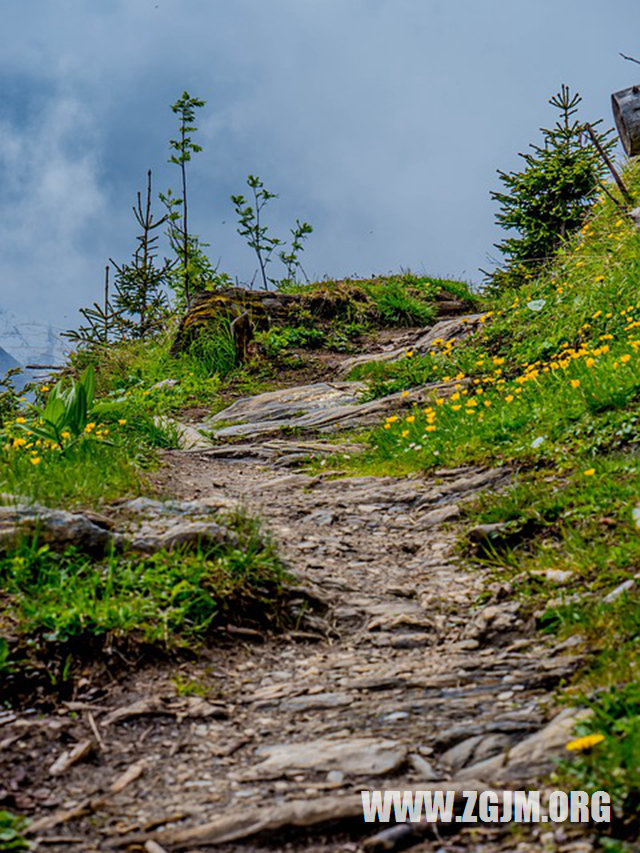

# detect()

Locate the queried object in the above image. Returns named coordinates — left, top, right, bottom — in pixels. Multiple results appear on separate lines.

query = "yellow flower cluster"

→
left=379, top=294, right=640, bottom=452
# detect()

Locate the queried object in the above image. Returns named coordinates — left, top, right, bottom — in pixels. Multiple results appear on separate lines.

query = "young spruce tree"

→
left=491, top=85, right=614, bottom=290
left=160, top=91, right=220, bottom=309
left=111, top=170, right=172, bottom=339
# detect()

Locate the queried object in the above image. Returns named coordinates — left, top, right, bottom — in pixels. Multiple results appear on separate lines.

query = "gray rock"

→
left=130, top=520, right=235, bottom=554
left=417, top=504, right=460, bottom=527
left=466, top=522, right=508, bottom=544
left=0, top=502, right=119, bottom=556
left=532, top=569, right=575, bottom=584
left=408, top=753, right=440, bottom=781
left=603, top=579, right=635, bottom=603
left=440, top=735, right=484, bottom=770
left=281, top=692, right=351, bottom=713
left=251, top=737, right=407, bottom=778
left=456, top=708, right=591, bottom=782
left=151, top=378, right=180, bottom=390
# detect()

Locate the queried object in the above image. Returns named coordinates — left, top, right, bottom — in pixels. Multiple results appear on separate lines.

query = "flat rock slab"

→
left=208, top=378, right=467, bottom=438
left=209, top=382, right=367, bottom=425
left=250, top=737, right=407, bottom=777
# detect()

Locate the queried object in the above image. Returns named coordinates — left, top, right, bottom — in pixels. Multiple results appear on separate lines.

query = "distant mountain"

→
left=0, top=309, right=70, bottom=368
left=0, top=345, right=21, bottom=374
left=0, top=343, right=34, bottom=391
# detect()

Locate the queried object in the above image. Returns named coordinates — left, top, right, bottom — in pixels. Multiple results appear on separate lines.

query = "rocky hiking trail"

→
left=3, top=318, right=592, bottom=853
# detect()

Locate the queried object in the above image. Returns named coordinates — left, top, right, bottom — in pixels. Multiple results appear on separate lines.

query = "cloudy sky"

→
left=1, top=0, right=639, bottom=335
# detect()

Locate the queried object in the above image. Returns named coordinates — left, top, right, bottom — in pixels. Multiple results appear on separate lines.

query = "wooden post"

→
left=611, top=84, right=640, bottom=156
left=586, top=124, right=634, bottom=206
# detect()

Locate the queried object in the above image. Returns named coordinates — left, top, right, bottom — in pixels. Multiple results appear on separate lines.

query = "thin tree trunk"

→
left=181, top=119, right=190, bottom=308
left=103, top=265, right=110, bottom=344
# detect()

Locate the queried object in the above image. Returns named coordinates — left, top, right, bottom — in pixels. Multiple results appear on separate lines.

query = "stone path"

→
left=7, top=450, right=587, bottom=852
left=3, top=318, right=593, bottom=852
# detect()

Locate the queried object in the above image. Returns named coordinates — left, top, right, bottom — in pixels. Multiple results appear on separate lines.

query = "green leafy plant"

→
left=491, top=85, right=614, bottom=290
left=0, top=810, right=29, bottom=851
left=232, top=175, right=312, bottom=289
left=279, top=219, right=313, bottom=286
left=18, top=366, right=101, bottom=449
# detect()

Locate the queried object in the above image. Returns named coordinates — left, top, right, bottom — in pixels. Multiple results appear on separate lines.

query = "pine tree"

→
left=111, top=171, right=172, bottom=339
left=491, top=86, right=614, bottom=290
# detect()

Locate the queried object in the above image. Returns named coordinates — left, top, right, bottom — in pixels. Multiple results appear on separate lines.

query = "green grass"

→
left=0, top=438, right=146, bottom=509
left=280, top=272, right=477, bottom=327
left=0, top=511, right=288, bottom=680
left=462, top=453, right=640, bottom=675
left=556, top=682, right=640, bottom=837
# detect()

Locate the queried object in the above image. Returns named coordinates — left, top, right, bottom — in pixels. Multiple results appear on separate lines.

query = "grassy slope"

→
left=342, top=167, right=640, bottom=829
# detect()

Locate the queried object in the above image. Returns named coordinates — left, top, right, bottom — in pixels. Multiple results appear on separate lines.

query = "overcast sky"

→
left=1, top=0, right=639, bottom=333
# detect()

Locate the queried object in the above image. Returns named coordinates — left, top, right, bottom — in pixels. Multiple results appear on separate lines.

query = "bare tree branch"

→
left=620, top=52, right=640, bottom=66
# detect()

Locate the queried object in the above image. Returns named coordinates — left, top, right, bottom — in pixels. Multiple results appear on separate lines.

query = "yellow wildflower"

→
left=585, top=358, right=595, bottom=368
left=584, top=469, right=596, bottom=477
left=620, top=354, right=631, bottom=364
left=406, top=415, right=415, bottom=424
left=401, top=391, right=410, bottom=398
left=118, top=418, right=127, bottom=426
left=570, top=379, right=580, bottom=389
left=401, top=429, right=409, bottom=438
left=30, top=456, right=41, bottom=466
left=85, top=422, right=96, bottom=433
left=15, top=416, right=26, bottom=424
left=505, top=394, right=514, bottom=403
left=565, top=733, right=605, bottom=752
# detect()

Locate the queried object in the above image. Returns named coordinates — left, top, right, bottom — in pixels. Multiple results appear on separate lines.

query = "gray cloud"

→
left=1, top=0, right=639, bottom=331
